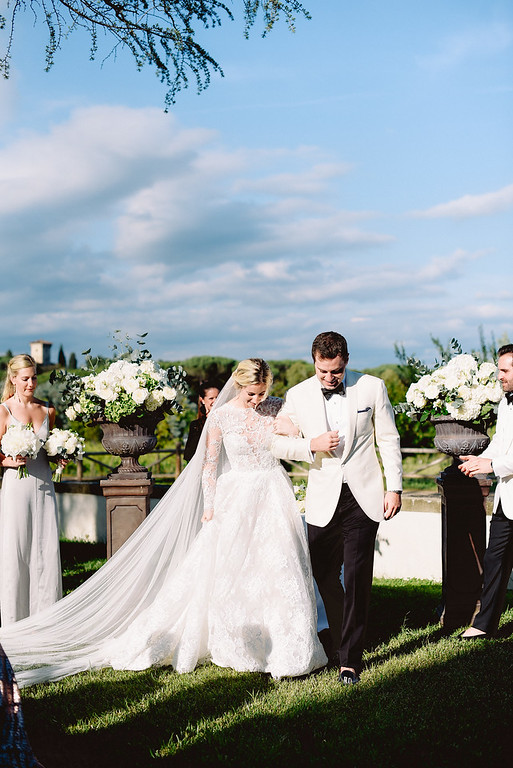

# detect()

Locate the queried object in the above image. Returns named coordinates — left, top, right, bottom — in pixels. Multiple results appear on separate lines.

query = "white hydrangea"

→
left=406, top=383, right=426, bottom=409
left=479, top=361, right=497, bottom=380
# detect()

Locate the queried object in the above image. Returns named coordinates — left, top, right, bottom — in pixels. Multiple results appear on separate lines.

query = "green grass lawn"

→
left=19, top=544, right=513, bottom=768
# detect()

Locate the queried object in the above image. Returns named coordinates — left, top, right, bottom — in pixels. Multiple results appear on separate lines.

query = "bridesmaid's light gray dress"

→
left=0, top=403, right=62, bottom=626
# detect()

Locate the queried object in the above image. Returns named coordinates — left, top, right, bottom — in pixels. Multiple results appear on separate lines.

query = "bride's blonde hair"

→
left=232, top=358, right=273, bottom=396
left=2, top=354, right=37, bottom=402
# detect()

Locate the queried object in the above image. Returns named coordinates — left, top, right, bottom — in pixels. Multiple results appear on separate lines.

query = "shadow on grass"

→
left=23, top=640, right=513, bottom=768
left=173, top=641, right=513, bottom=768
left=24, top=666, right=274, bottom=768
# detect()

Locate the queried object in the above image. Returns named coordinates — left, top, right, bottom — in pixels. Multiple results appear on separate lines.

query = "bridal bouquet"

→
left=45, top=428, right=85, bottom=480
left=1, top=423, right=41, bottom=478
left=395, top=350, right=502, bottom=429
left=51, top=334, right=187, bottom=425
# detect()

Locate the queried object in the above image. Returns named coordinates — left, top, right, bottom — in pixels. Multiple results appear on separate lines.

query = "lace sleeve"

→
left=201, top=411, right=223, bottom=518
left=257, top=396, right=283, bottom=418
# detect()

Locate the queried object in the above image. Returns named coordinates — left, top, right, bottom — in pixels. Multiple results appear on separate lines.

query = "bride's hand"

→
left=201, top=510, right=213, bottom=523
left=273, top=414, right=299, bottom=437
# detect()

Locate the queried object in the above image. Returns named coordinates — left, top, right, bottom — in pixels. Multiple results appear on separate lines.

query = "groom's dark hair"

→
left=498, top=344, right=513, bottom=359
left=312, top=332, right=349, bottom=362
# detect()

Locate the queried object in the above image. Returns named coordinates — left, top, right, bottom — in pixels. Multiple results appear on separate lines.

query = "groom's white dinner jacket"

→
left=271, top=370, right=403, bottom=526
left=481, top=397, right=513, bottom=519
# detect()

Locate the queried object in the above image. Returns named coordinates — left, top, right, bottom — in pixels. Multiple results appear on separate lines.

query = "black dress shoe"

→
left=458, top=630, right=488, bottom=640
left=338, top=668, right=361, bottom=685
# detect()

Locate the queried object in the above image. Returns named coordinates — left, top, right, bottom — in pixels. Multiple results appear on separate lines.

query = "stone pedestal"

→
left=437, top=463, right=492, bottom=632
left=100, top=476, right=154, bottom=558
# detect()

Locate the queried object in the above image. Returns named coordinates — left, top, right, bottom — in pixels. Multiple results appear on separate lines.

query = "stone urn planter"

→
left=433, top=415, right=492, bottom=632
left=432, top=416, right=490, bottom=461
left=99, top=411, right=163, bottom=478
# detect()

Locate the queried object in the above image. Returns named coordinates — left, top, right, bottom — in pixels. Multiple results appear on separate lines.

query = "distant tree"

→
left=6, top=349, right=13, bottom=359
left=269, top=359, right=313, bottom=397
left=68, top=352, right=78, bottom=370
left=175, top=356, right=236, bottom=395
left=1, top=0, right=310, bottom=107
left=58, top=344, right=66, bottom=368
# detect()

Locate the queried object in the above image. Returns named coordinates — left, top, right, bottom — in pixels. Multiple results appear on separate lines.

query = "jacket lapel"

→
left=341, top=369, right=357, bottom=463
left=308, top=376, right=329, bottom=433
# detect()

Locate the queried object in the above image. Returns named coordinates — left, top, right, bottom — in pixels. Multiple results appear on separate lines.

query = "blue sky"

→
left=0, top=0, right=512, bottom=369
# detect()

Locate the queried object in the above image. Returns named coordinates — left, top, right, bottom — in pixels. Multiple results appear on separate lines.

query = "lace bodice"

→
left=202, top=397, right=282, bottom=514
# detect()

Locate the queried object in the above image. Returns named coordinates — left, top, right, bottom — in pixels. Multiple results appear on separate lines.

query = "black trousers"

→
left=308, top=484, right=379, bottom=673
left=473, top=501, right=513, bottom=635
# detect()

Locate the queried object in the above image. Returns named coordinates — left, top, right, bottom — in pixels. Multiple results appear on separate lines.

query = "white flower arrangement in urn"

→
left=50, top=332, right=187, bottom=426
left=395, top=339, right=503, bottom=430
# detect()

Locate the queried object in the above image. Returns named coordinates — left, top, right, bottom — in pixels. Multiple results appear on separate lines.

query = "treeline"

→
left=167, top=355, right=429, bottom=448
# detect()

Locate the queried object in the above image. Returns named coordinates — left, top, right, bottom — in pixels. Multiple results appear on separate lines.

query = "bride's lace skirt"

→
left=101, top=466, right=327, bottom=678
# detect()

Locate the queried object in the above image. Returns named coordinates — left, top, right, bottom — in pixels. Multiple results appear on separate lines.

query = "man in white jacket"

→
left=271, top=331, right=402, bottom=683
left=459, top=344, right=513, bottom=639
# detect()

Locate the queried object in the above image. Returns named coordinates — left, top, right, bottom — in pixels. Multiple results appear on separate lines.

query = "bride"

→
left=0, top=359, right=326, bottom=685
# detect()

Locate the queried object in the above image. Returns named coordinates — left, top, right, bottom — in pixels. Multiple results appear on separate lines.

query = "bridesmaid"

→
left=183, top=380, right=221, bottom=462
left=0, top=355, right=62, bottom=625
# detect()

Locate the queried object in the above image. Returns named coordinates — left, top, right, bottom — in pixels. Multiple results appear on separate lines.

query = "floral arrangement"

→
left=51, top=333, right=187, bottom=425
left=1, top=423, right=41, bottom=478
left=44, top=428, right=85, bottom=480
left=395, top=343, right=502, bottom=429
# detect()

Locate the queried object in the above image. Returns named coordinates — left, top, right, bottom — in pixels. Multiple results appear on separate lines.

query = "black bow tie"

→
left=321, top=382, right=345, bottom=400
left=506, top=392, right=513, bottom=405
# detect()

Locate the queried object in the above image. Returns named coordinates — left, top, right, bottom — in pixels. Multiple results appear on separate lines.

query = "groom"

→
left=272, top=331, right=402, bottom=684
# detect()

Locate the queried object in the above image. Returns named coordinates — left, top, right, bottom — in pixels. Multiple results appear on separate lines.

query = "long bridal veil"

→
left=0, top=377, right=238, bottom=687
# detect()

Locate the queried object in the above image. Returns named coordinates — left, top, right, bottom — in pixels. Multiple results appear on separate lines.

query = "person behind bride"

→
left=0, top=358, right=326, bottom=685
left=183, top=379, right=221, bottom=462
left=0, top=354, right=63, bottom=626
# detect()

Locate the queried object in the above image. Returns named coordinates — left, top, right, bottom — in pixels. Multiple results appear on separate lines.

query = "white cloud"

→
left=0, top=105, right=510, bottom=369
left=418, top=22, right=513, bottom=72
left=410, top=184, right=513, bottom=219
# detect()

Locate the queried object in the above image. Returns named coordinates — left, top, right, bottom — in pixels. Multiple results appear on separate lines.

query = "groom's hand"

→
left=310, top=431, right=340, bottom=453
left=383, top=491, right=401, bottom=520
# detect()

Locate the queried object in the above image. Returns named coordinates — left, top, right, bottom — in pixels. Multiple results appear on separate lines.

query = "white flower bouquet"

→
left=1, top=423, right=41, bottom=478
left=51, top=334, right=186, bottom=426
left=44, top=428, right=86, bottom=480
left=396, top=351, right=502, bottom=428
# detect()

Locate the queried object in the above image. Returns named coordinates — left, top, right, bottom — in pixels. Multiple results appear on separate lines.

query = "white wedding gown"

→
left=0, top=390, right=326, bottom=685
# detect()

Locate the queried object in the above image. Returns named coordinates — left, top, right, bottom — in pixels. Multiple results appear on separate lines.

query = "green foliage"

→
left=1, top=0, right=310, bottom=107
left=269, top=359, right=314, bottom=397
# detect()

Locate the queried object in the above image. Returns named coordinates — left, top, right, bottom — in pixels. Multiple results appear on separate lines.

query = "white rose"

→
left=424, top=380, right=441, bottom=400
left=163, top=386, right=176, bottom=401
left=132, top=387, right=149, bottom=405
left=66, top=406, right=77, bottom=420
left=123, top=376, right=140, bottom=395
